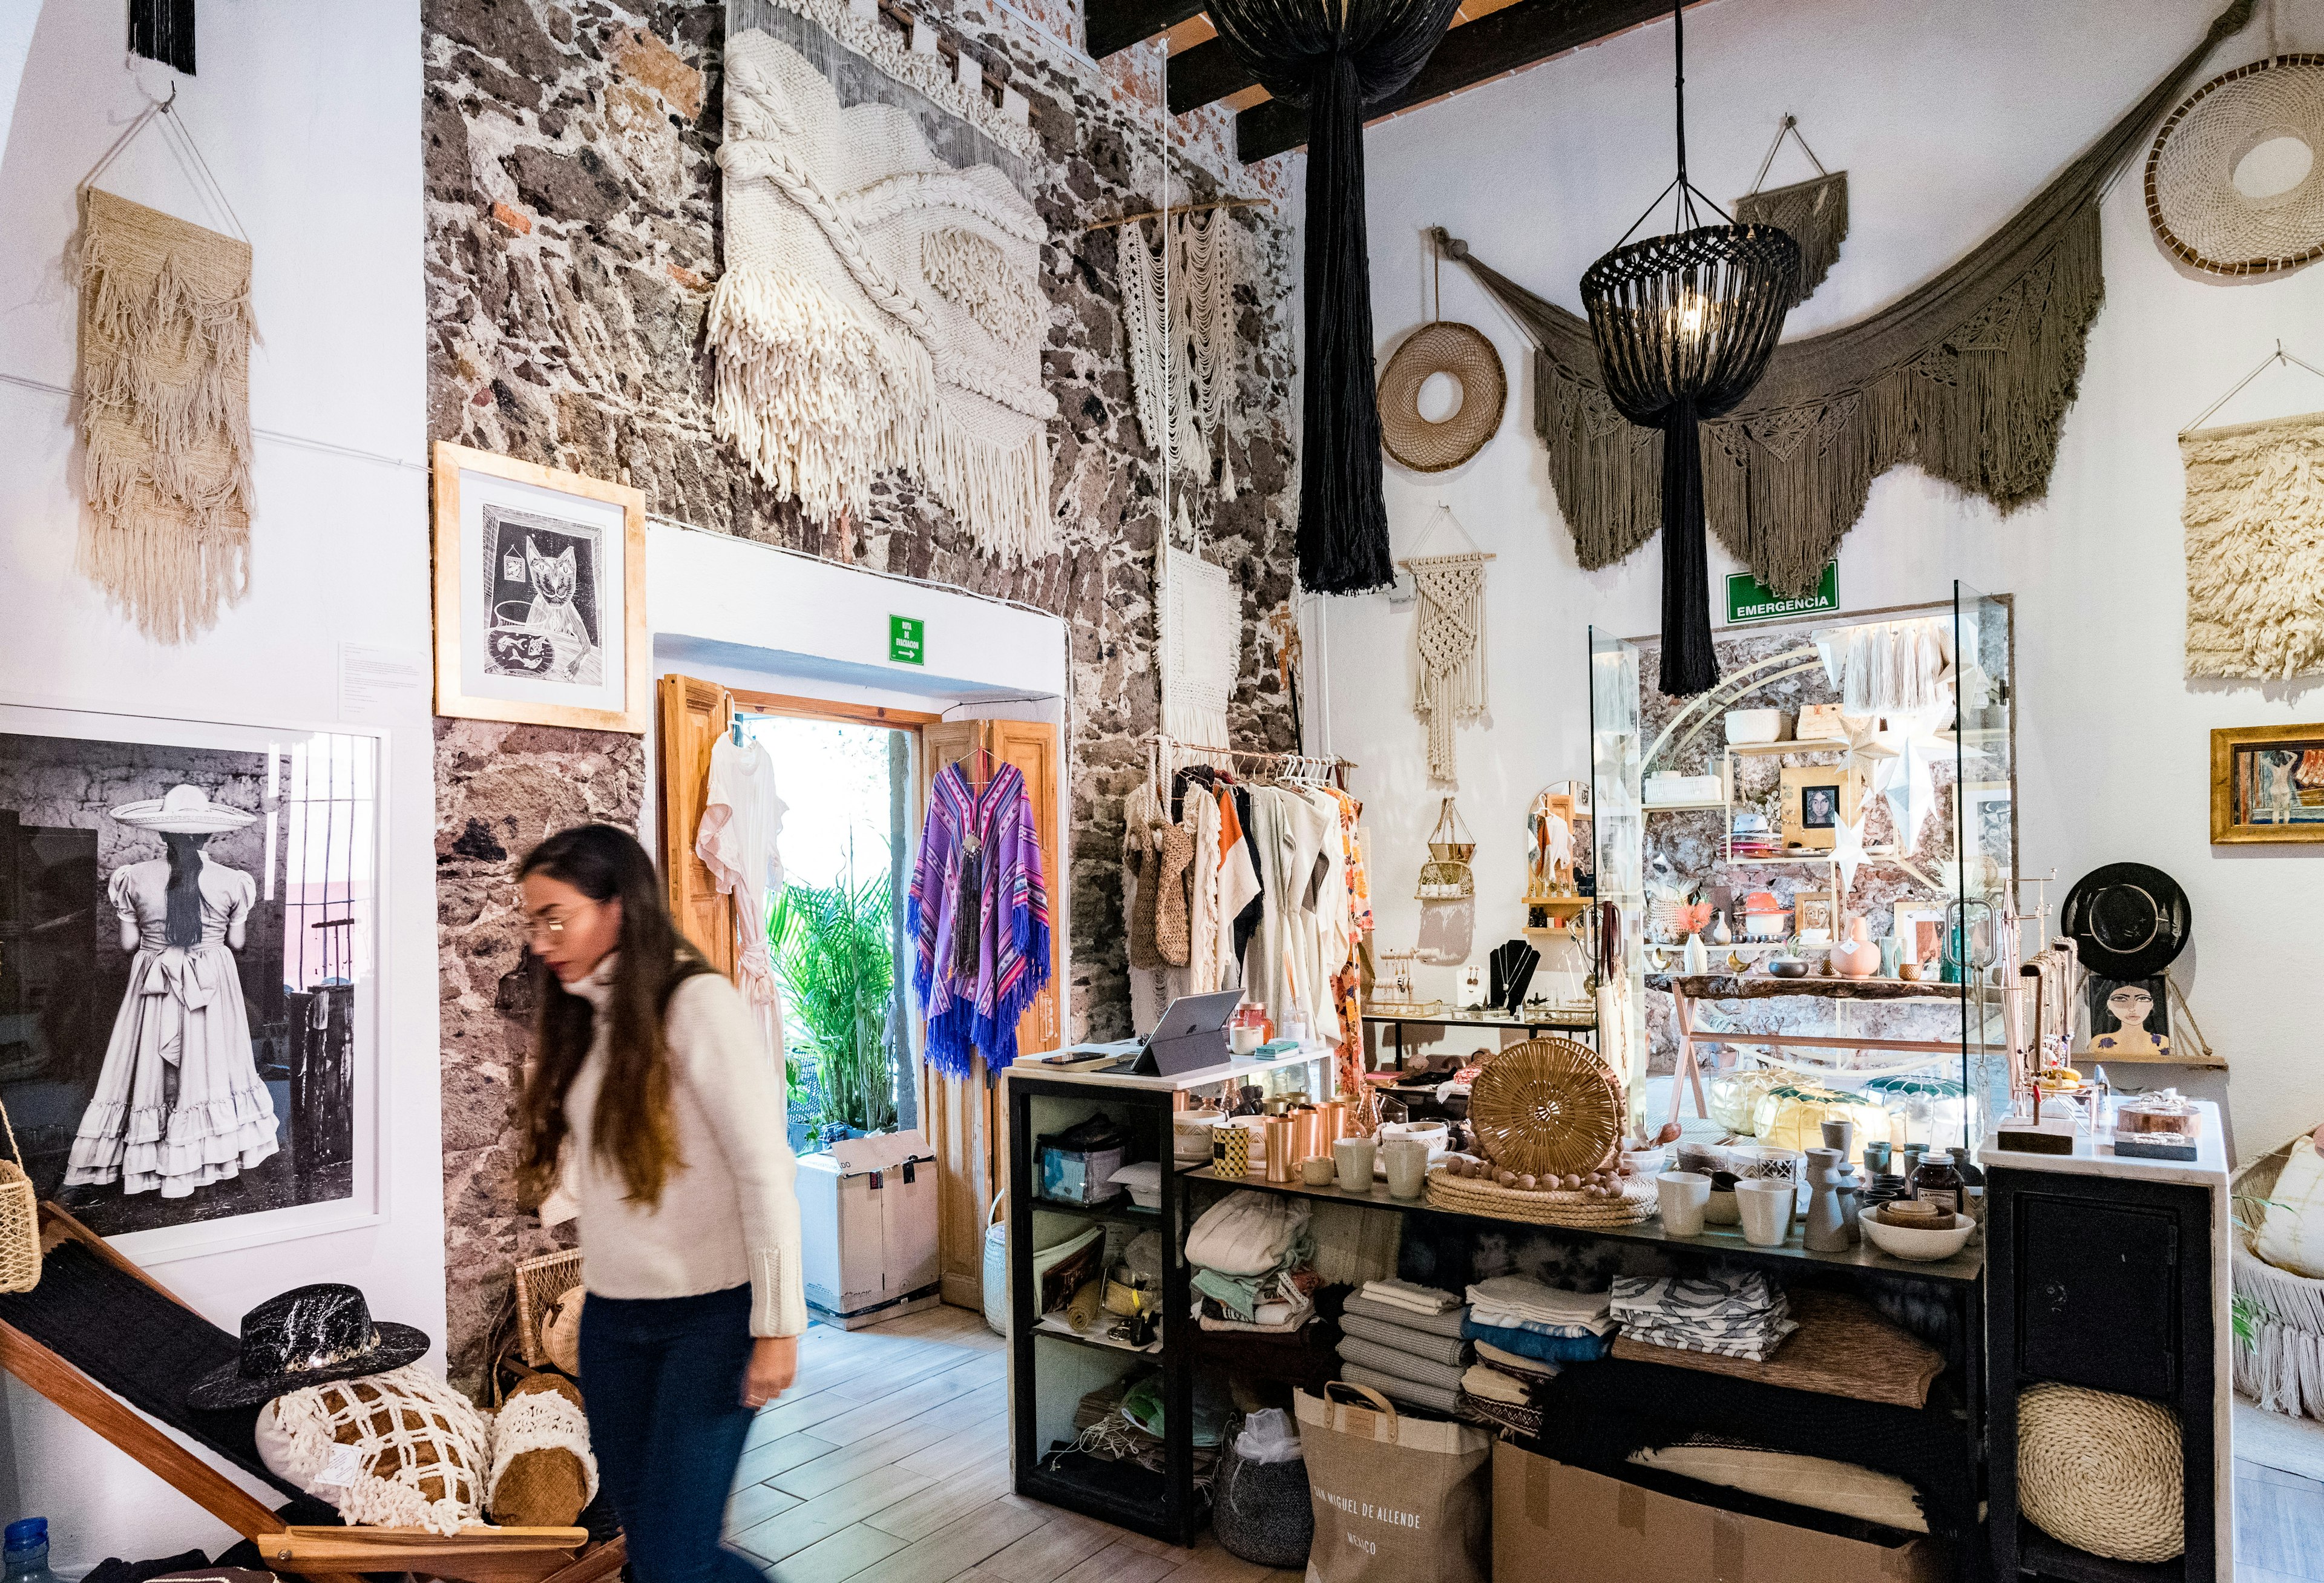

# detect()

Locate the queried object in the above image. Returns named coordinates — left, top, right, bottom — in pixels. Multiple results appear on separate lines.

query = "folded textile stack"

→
left=1189, top=1192, right=1316, bottom=1334
left=1460, top=1277, right=1615, bottom=1368
left=1609, top=1272, right=1797, bottom=1362
left=1334, top=1287, right=1470, bottom=1415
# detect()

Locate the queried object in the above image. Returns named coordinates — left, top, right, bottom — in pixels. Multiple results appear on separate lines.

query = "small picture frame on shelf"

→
left=1778, top=766, right=1858, bottom=851
left=1791, top=891, right=1835, bottom=944
left=1891, top=901, right=1948, bottom=966
left=2211, top=723, right=2324, bottom=844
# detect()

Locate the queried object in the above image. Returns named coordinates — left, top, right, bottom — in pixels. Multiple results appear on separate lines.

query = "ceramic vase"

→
left=1710, top=910, right=1733, bottom=945
left=1879, top=933, right=1903, bottom=978
left=1802, top=1148, right=1850, bottom=1251
left=1684, top=932, right=1709, bottom=974
left=1831, top=914, right=1880, bottom=978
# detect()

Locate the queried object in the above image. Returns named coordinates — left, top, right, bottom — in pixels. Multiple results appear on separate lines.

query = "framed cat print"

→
left=430, top=443, right=649, bottom=732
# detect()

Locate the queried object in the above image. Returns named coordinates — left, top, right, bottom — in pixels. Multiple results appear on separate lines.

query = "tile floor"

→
left=729, top=1303, right=2324, bottom=1583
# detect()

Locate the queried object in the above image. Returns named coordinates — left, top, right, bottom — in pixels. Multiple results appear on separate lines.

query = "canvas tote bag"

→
left=1295, top=1383, right=1491, bottom=1583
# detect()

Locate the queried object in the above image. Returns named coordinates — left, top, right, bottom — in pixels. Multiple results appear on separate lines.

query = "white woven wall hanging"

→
left=712, top=29, right=1057, bottom=561
left=1411, top=551, right=1489, bottom=785
left=1161, top=541, right=1238, bottom=747
left=750, top=0, right=1041, bottom=162
left=1116, top=212, right=1239, bottom=497
left=2182, top=409, right=2324, bottom=680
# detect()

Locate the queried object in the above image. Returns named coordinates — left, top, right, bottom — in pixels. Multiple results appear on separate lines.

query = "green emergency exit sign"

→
left=889, top=614, right=925, bottom=665
left=1726, top=565, right=1839, bottom=625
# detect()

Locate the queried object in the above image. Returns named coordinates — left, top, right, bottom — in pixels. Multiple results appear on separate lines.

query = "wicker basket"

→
left=2017, top=1382, right=2184, bottom=1563
left=513, top=1248, right=585, bottom=1369
left=2233, top=1132, right=2324, bottom=1420
left=0, top=1099, right=40, bottom=1294
left=1466, top=1038, right=1624, bottom=1180
left=1425, top=1167, right=1656, bottom=1228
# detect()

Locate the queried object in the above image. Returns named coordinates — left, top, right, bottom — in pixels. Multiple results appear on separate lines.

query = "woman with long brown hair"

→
left=514, top=824, right=803, bottom=1583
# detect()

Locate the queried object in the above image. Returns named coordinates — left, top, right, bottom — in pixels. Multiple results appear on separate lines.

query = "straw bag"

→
left=0, top=1099, right=40, bottom=1293
left=511, top=1249, right=583, bottom=1369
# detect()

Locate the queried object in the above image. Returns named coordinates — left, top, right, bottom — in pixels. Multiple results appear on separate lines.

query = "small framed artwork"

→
left=1791, top=890, right=1834, bottom=945
left=1778, top=766, right=1859, bottom=852
left=431, top=441, right=649, bottom=732
left=2211, top=723, right=2324, bottom=843
left=1891, top=901, right=1948, bottom=966
left=2079, top=973, right=2171, bottom=1059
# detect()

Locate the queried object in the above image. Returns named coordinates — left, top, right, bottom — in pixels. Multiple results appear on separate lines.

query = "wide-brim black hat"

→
left=2062, top=863, right=2192, bottom=979
left=186, top=1283, right=430, bottom=1410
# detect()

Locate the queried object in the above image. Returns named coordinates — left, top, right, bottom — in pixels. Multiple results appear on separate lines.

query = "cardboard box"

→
left=1491, top=1445, right=1944, bottom=1583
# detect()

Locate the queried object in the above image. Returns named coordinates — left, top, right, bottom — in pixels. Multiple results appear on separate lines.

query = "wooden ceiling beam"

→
left=1166, top=36, right=1253, bottom=116
left=1086, top=0, right=1209, bottom=59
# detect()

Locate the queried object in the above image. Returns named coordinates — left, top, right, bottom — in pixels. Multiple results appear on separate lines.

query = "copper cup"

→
left=1264, top=1117, right=1295, bottom=1182
left=1321, top=1101, right=1348, bottom=1150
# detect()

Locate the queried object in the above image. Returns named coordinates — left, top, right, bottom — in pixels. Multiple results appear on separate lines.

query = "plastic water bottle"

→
left=3, top=1519, right=61, bottom=1583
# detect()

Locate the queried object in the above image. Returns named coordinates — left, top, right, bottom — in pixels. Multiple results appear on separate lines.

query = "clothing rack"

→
left=1143, top=732, right=1354, bottom=789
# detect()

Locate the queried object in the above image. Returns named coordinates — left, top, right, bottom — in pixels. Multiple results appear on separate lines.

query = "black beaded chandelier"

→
left=1581, top=2, right=1800, bottom=697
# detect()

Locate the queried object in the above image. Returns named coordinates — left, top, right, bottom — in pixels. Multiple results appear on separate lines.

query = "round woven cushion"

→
left=2145, top=56, right=2324, bottom=276
left=1466, top=1038, right=1624, bottom=1179
left=2017, top=1383, right=2184, bottom=1563
left=1379, top=321, right=1506, bottom=472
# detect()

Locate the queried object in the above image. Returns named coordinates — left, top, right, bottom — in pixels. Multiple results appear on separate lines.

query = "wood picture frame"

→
left=2211, top=722, right=2324, bottom=844
left=1791, top=890, right=1835, bottom=945
left=430, top=441, right=649, bottom=732
left=1777, top=765, right=1860, bottom=852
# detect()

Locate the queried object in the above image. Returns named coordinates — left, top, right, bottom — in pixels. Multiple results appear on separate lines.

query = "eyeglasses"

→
left=516, top=897, right=597, bottom=944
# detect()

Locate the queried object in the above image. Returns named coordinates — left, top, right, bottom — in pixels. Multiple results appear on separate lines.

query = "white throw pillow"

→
left=2256, top=1138, right=2324, bottom=1280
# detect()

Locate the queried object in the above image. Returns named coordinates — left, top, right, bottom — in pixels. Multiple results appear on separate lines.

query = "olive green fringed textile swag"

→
left=1439, top=0, right=2255, bottom=599
left=76, top=188, right=257, bottom=643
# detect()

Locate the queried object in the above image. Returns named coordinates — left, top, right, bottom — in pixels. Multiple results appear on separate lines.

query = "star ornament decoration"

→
left=1830, top=805, right=1872, bottom=903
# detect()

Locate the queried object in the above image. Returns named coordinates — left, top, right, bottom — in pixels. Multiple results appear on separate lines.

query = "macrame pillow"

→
left=489, top=1375, right=599, bottom=1528
left=253, top=1366, right=492, bottom=1535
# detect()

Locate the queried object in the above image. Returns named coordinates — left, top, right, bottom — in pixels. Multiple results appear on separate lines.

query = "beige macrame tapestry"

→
left=712, top=28, right=1057, bottom=561
left=1411, top=552, right=1488, bottom=784
left=76, top=188, right=255, bottom=643
left=2183, top=410, right=2324, bottom=680
left=1161, top=541, right=1239, bottom=748
left=1116, top=210, right=1241, bottom=498
left=1440, top=0, right=2257, bottom=598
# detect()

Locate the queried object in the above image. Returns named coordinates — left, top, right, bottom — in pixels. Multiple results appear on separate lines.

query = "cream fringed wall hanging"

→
left=76, top=188, right=256, bottom=643
left=2182, top=409, right=2324, bottom=681
left=711, top=28, right=1057, bottom=562
left=1116, top=210, right=1241, bottom=497
left=1410, top=551, right=1489, bottom=785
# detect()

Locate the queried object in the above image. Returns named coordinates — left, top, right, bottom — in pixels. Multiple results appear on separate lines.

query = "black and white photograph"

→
left=0, top=709, right=378, bottom=1248
left=1802, top=784, right=1839, bottom=828
left=481, top=502, right=605, bottom=688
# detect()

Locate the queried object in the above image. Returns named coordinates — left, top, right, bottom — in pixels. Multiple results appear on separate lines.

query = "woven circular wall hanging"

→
left=1379, top=321, right=1506, bottom=472
left=1466, top=1037, right=1624, bottom=1179
left=2145, top=55, right=2324, bottom=276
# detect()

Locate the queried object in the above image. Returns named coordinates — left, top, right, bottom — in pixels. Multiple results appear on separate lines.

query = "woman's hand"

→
left=743, top=1335, right=799, bottom=1409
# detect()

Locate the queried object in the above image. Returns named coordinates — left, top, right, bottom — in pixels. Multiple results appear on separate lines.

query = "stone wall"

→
left=423, top=0, right=1304, bottom=1375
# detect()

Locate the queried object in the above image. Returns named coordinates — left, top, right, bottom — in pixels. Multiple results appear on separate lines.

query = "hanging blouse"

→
left=908, top=760, right=1052, bottom=1076
left=695, top=734, right=789, bottom=1016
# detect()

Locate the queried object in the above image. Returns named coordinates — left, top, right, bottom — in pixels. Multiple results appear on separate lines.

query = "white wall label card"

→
left=338, top=645, right=430, bottom=722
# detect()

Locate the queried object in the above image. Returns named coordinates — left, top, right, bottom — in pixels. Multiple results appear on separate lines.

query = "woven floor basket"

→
left=0, top=1101, right=41, bottom=1293
left=2017, top=1382, right=2184, bottom=1564
left=513, top=1248, right=585, bottom=1369
left=1425, top=1167, right=1656, bottom=1228
left=2232, top=1133, right=2324, bottom=1420
left=1466, top=1037, right=1625, bottom=1180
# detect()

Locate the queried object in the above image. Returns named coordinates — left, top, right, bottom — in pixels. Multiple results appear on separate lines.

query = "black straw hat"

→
left=2061, top=863, right=2193, bottom=980
left=186, top=1284, right=429, bottom=1410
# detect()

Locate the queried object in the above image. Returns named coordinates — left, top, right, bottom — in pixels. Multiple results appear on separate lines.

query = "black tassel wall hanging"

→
left=1204, top=0, right=1462, bottom=595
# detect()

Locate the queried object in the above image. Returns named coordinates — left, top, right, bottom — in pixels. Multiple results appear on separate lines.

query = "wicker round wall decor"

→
left=2144, top=56, right=2324, bottom=277
left=1466, top=1037, right=1624, bottom=1180
left=1378, top=321, right=1506, bottom=472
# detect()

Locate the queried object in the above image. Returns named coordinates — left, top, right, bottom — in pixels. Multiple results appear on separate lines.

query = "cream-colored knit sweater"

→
left=564, top=958, right=807, bottom=1337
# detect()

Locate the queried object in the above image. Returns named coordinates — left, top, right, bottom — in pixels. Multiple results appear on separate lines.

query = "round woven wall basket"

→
left=1379, top=321, right=1506, bottom=473
left=2017, top=1382, right=2185, bottom=1564
left=2144, top=55, right=2324, bottom=276
left=1466, top=1037, right=1624, bottom=1180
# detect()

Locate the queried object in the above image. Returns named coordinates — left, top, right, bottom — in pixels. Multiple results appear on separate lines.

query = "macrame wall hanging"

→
left=1112, top=207, right=1242, bottom=497
left=1435, top=0, right=2262, bottom=605
left=711, top=27, right=1058, bottom=562
left=1160, top=541, right=1240, bottom=746
left=2179, top=343, right=2324, bottom=680
left=1403, top=506, right=1491, bottom=785
left=75, top=94, right=257, bottom=645
left=1735, top=115, right=1848, bottom=309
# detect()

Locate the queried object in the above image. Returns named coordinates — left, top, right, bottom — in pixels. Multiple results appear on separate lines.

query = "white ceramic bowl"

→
left=1724, top=709, right=1793, bottom=745
left=1860, top=1211, right=1975, bottom=1262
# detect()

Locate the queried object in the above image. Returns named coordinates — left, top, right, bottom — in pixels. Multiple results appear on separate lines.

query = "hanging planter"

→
left=1417, top=796, right=1475, bottom=900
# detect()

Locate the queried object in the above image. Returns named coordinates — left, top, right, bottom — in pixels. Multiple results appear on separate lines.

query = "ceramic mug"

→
left=1656, top=1171, right=1712, bottom=1237
left=1301, top=1156, right=1337, bottom=1186
left=1382, top=1138, right=1431, bottom=1200
left=1232, top=1024, right=1264, bottom=1056
left=1736, top=1179, right=1796, bottom=1246
left=1334, top=1136, right=1377, bottom=1193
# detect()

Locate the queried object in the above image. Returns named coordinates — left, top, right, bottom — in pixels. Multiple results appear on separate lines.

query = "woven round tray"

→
left=1466, top=1037, right=1625, bottom=1179
left=2145, top=56, right=2324, bottom=277
left=2018, top=1382, right=2184, bottom=1564
left=1379, top=321, right=1506, bottom=472
left=1425, top=1167, right=1656, bottom=1227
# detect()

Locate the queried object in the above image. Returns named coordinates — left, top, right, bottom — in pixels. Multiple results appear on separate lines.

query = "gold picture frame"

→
left=430, top=441, right=649, bottom=732
left=2211, top=722, right=2324, bottom=843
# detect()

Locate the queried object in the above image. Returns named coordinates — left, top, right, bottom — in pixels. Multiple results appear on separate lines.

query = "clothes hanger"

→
left=2180, top=339, right=2324, bottom=435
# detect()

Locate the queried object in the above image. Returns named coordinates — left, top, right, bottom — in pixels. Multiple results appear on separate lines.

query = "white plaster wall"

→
left=1331, top=0, right=2324, bottom=1153
left=0, top=2, right=433, bottom=1567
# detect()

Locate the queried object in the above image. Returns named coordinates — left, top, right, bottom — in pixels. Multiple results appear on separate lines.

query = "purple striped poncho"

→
left=908, top=760, right=1052, bottom=1076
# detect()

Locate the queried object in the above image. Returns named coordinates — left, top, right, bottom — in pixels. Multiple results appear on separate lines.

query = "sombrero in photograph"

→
left=110, top=785, right=258, bottom=835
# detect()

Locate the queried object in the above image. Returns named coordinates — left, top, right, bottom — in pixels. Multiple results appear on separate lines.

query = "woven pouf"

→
left=2017, top=1383, right=2184, bottom=1563
left=1212, top=1417, right=1312, bottom=1568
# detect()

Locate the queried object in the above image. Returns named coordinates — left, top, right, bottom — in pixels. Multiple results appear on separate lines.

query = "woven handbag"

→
left=512, top=1249, right=584, bottom=1369
left=0, top=1098, right=40, bottom=1293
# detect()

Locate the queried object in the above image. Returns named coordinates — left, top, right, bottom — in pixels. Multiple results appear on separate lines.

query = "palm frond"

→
left=770, top=872, right=899, bottom=1143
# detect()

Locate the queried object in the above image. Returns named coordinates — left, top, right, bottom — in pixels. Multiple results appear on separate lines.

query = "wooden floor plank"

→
left=773, top=1389, right=1001, bottom=1502
left=735, top=1430, right=844, bottom=1488
left=724, top=1478, right=805, bottom=1535
left=894, top=1403, right=1010, bottom=1476
left=974, top=1510, right=1117, bottom=1583
left=808, top=1355, right=1006, bottom=1449
left=1051, top=1539, right=1181, bottom=1583
left=863, top=1461, right=1014, bottom=1542
left=841, top=1499, right=1055, bottom=1583
left=758, top=1519, right=913, bottom=1583
left=732, top=1461, right=936, bottom=1564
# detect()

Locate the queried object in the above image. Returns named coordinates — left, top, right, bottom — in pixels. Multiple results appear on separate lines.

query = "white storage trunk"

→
left=798, top=1128, right=942, bottom=1327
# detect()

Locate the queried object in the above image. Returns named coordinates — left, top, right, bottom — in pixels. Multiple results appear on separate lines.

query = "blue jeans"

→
left=579, top=1285, right=765, bottom=1583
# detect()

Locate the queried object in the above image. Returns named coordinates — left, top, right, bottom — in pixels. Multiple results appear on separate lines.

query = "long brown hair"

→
left=514, top=824, right=711, bottom=1208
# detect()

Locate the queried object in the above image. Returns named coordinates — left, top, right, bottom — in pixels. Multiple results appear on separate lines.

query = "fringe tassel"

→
left=905, top=397, right=1053, bottom=567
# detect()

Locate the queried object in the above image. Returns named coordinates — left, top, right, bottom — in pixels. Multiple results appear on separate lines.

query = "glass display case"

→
left=1951, top=579, right=2016, bottom=1147
left=1588, top=626, right=1647, bottom=1129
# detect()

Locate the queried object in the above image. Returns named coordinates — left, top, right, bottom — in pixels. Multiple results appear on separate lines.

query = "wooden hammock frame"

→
left=0, top=1203, right=619, bottom=1583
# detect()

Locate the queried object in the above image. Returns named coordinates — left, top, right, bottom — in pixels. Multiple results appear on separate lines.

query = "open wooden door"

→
left=656, top=673, right=737, bottom=976
left=918, top=719, right=1062, bottom=1312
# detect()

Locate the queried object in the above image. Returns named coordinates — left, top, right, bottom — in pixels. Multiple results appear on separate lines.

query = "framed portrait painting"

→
left=431, top=442, right=649, bottom=732
left=0, top=701, right=382, bottom=1259
left=2212, top=723, right=2324, bottom=843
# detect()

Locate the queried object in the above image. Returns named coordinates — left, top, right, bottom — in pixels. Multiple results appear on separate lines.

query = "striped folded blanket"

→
left=1339, top=1312, right=1469, bottom=1367
left=1342, top=1294, right=1468, bottom=1338
left=1340, top=1361, right=1462, bottom=1416
left=1337, top=1334, right=1468, bottom=1393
